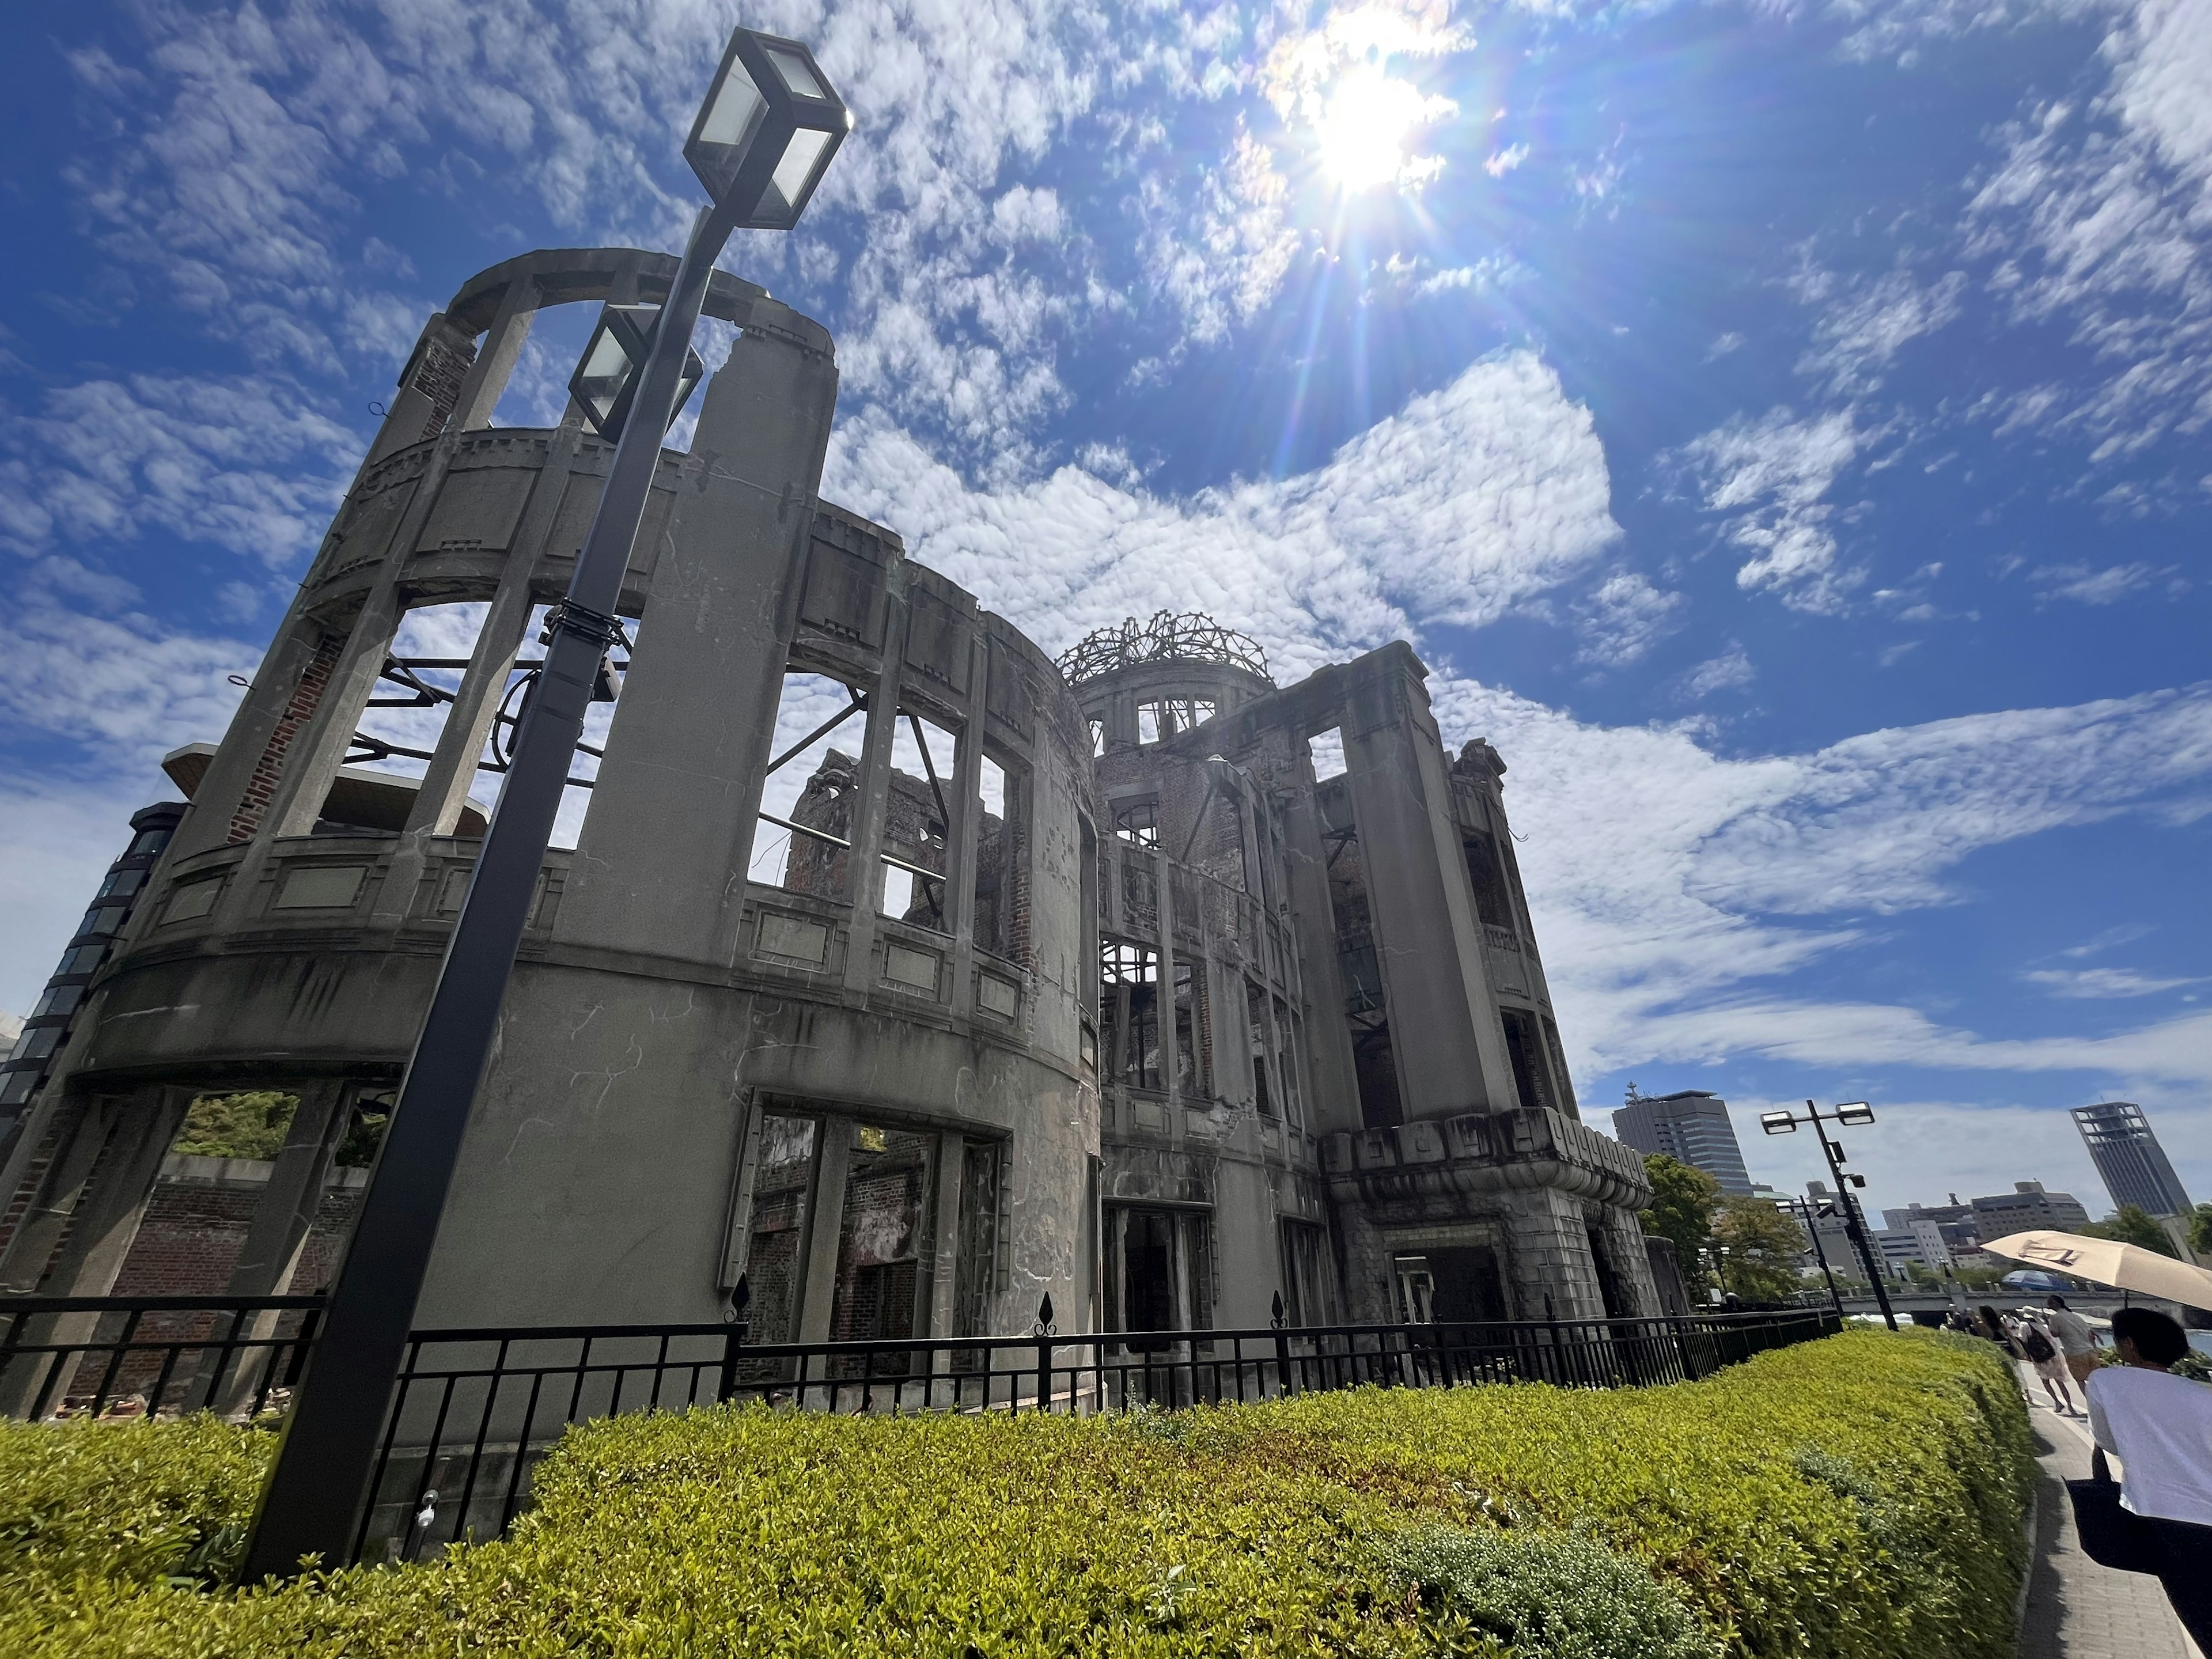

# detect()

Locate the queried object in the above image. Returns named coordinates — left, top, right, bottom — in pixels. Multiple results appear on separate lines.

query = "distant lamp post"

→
left=1760, top=1100, right=1897, bottom=1331
left=240, top=26, right=850, bottom=1583
left=570, top=304, right=707, bottom=442
left=1775, top=1193, right=1846, bottom=1319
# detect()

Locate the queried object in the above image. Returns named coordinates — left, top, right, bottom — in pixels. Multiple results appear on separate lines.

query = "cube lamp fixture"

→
left=1759, top=1111, right=1797, bottom=1135
left=569, top=304, right=707, bottom=444
left=684, top=30, right=851, bottom=229
left=1834, top=1100, right=1874, bottom=1126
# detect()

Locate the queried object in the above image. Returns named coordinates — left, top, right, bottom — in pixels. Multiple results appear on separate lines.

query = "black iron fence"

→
left=0, top=1296, right=1837, bottom=1564
left=0, top=1294, right=324, bottom=1423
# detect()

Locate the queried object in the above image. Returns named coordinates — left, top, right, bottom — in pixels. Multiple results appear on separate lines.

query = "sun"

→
left=1309, top=63, right=1451, bottom=194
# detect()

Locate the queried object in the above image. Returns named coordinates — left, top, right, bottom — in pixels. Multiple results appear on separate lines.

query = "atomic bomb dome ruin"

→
left=0, top=245, right=1656, bottom=1351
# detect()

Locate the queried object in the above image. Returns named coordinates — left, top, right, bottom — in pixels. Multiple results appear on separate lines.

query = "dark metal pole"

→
left=240, top=199, right=739, bottom=1582
left=1811, top=1107, right=1896, bottom=1331
left=1791, top=1195, right=1846, bottom=1318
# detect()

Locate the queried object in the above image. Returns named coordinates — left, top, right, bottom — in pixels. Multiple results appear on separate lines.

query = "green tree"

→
left=2080, top=1205, right=2180, bottom=1259
left=2187, top=1203, right=2212, bottom=1257
left=1639, top=1155, right=1722, bottom=1286
left=1711, top=1195, right=1808, bottom=1303
left=170, top=1092, right=298, bottom=1161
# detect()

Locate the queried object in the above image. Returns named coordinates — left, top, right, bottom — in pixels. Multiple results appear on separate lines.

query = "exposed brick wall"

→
left=228, top=632, right=341, bottom=844
left=409, top=328, right=476, bottom=442
left=109, top=1178, right=363, bottom=1297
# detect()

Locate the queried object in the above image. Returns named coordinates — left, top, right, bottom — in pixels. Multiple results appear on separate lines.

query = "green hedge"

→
left=0, top=1328, right=2030, bottom=1657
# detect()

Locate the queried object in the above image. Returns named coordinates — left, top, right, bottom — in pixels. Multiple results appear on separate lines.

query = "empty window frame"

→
left=1112, top=798, right=1159, bottom=847
left=1120, top=856, right=1159, bottom=935
left=882, top=707, right=958, bottom=933
left=749, top=672, right=870, bottom=899
left=1172, top=961, right=1206, bottom=1097
left=1101, top=940, right=1161, bottom=1092
left=1276, top=999, right=1305, bottom=1125
left=828, top=1124, right=936, bottom=1349
left=742, top=1115, right=820, bottom=1344
left=1498, top=1008, right=1556, bottom=1116
left=953, top=1139, right=1003, bottom=1342
left=1105, top=1205, right=1214, bottom=1341
left=1462, top=832, right=1516, bottom=937
left=1136, top=700, right=1214, bottom=744
left=1247, top=979, right=1275, bottom=1118
left=1278, top=1221, right=1334, bottom=1325
left=972, top=750, right=1018, bottom=960
left=1541, top=1014, right=1579, bottom=1118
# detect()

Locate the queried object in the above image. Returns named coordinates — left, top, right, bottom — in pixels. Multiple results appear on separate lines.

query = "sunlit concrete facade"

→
left=0, top=245, right=1652, bottom=1346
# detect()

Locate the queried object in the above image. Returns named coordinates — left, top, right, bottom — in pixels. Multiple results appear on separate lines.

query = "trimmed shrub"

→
left=0, top=1327, right=2029, bottom=1657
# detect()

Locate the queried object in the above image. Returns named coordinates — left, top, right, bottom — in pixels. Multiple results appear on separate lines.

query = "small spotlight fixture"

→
left=1835, top=1101, right=1875, bottom=1126
left=1759, top=1110, right=1798, bottom=1135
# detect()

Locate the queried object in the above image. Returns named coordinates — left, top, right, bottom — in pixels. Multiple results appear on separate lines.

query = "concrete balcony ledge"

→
left=1324, top=1108, right=1652, bottom=1210
left=160, top=1153, right=372, bottom=1191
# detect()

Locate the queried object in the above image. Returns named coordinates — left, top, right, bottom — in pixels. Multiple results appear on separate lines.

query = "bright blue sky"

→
left=3, top=0, right=2207, bottom=1221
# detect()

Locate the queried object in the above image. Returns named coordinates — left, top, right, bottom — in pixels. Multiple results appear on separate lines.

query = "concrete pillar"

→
left=448, top=279, right=537, bottom=433
left=926, top=1131, right=967, bottom=1339
left=399, top=430, right=577, bottom=839
left=555, top=301, right=841, bottom=968
left=796, top=1117, right=855, bottom=1344
left=0, top=1094, right=124, bottom=1291
left=167, top=608, right=342, bottom=862
left=31, top=1085, right=190, bottom=1299
left=838, top=594, right=911, bottom=995
left=1338, top=652, right=1517, bottom=1119
left=263, top=573, right=410, bottom=841
left=944, top=631, right=989, bottom=1015
left=224, top=1082, right=350, bottom=1297
left=363, top=314, right=478, bottom=471
left=1274, top=756, right=1362, bottom=1136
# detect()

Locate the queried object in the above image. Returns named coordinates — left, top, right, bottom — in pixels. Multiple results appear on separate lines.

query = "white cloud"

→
left=0, top=373, right=358, bottom=569
left=1573, top=571, right=1685, bottom=666
left=2029, top=560, right=2169, bottom=603
left=1796, top=266, right=1967, bottom=392
left=1676, top=643, right=1756, bottom=699
left=2021, top=966, right=2203, bottom=997
left=1956, top=0, right=2212, bottom=461
left=1676, top=406, right=1867, bottom=612
left=824, top=348, right=1622, bottom=653
left=1483, top=142, right=1530, bottom=177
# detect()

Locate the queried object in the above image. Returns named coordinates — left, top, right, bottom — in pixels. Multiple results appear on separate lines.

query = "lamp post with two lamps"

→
left=1758, top=1100, right=1898, bottom=1331
left=239, top=28, right=851, bottom=1581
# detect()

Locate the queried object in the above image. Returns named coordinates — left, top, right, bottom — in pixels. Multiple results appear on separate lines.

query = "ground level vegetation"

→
left=0, top=1328, right=2030, bottom=1657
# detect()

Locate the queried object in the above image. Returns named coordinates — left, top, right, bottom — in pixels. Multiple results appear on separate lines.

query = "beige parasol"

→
left=1979, top=1230, right=2212, bottom=1314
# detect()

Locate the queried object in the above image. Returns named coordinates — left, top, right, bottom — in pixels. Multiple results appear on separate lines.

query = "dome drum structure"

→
left=0, top=246, right=1653, bottom=1380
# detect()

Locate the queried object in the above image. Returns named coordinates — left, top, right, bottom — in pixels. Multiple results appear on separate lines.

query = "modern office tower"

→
left=1612, top=1086, right=1753, bottom=1195
left=2072, top=1102, right=2194, bottom=1218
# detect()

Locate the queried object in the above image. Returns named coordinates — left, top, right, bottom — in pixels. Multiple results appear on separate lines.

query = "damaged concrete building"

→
left=0, top=246, right=1654, bottom=1351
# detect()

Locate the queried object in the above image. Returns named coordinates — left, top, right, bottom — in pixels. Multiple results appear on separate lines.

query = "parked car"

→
left=1999, top=1268, right=2074, bottom=1294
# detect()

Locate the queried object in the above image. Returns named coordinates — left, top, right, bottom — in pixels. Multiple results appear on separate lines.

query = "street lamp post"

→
left=1758, top=1100, right=1898, bottom=1331
left=238, top=28, right=849, bottom=1582
left=1775, top=1193, right=1846, bottom=1319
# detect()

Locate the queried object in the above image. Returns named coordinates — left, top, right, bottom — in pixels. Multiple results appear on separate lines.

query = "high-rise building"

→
left=1613, top=1087, right=1752, bottom=1195
left=2072, top=1102, right=2194, bottom=1219
left=1967, top=1180, right=2091, bottom=1236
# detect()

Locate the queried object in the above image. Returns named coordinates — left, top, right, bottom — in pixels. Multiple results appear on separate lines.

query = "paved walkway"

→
left=2013, top=1368, right=2200, bottom=1659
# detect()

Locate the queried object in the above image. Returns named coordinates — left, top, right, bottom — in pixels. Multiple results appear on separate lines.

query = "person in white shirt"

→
left=2046, top=1295, right=2100, bottom=1387
left=2085, top=1307, right=2212, bottom=1647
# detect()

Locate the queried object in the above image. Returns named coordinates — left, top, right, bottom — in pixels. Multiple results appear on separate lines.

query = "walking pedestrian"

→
left=2045, top=1294, right=2100, bottom=1387
left=2016, top=1310, right=2078, bottom=1415
left=1976, top=1304, right=2016, bottom=1354
left=2085, top=1307, right=2212, bottom=1649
